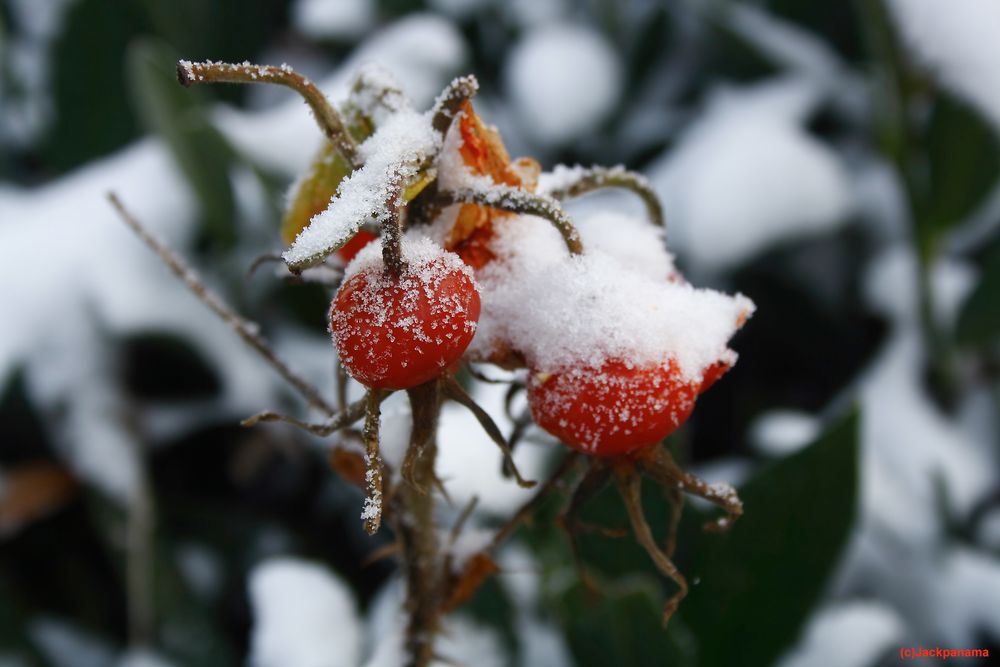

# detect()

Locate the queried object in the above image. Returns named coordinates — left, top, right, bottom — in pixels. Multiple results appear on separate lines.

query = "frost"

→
left=283, top=110, right=441, bottom=270
left=505, top=24, right=623, bottom=144
left=248, top=558, right=362, bottom=667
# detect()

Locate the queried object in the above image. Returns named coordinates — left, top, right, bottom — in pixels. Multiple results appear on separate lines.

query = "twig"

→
left=543, top=165, right=665, bottom=229
left=108, top=193, right=338, bottom=416
left=362, top=389, right=385, bottom=535
left=176, top=60, right=360, bottom=168
left=488, top=453, right=578, bottom=552
left=241, top=396, right=368, bottom=435
left=448, top=496, right=479, bottom=547
left=430, top=75, right=479, bottom=134
left=437, top=187, right=584, bottom=256
left=381, top=178, right=406, bottom=279
left=615, top=464, right=688, bottom=626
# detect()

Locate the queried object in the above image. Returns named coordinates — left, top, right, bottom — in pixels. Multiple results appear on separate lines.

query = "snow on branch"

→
left=431, top=75, right=479, bottom=134
left=539, top=164, right=665, bottom=228
left=176, top=60, right=361, bottom=167
left=282, top=110, right=441, bottom=272
left=438, top=185, right=584, bottom=255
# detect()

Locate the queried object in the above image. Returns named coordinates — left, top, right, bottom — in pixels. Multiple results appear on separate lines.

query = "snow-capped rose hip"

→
left=527, top=359, right=700, bottom=457
left=330, top=241, right=480, bottom=390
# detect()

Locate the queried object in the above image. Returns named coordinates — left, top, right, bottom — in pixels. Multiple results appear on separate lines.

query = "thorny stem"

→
left=391, top=382, right=445, bottom=667
left=430, top=75, right=479, bottom=135
left=438, top=187, right=584, bottom=256
left=363, top=390, right=385, bottom=535
left=176, top=60, right=361, bottom=168
left=544, top=166, right=666, bottom=229
left=381, top=179, right=406, bottom=279
left=108, top=193, right=338, bottom=416
left=402, top=380, right=443, bottom=493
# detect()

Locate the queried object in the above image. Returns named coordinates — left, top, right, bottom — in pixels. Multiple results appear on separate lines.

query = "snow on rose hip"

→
left=330, top=240, right=480, bottom=390
left=117, top=59, right=759, bottom=651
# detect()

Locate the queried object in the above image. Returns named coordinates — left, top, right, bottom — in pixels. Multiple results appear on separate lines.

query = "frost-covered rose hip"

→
left=331, top=240, right=480, bottom=390
left=527, top=359, right=700, bottom=457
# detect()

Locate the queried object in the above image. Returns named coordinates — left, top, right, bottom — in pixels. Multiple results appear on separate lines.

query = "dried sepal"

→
left=441, top=377, right=536, bottom=488
left=614, top=463, right=688, bottom=626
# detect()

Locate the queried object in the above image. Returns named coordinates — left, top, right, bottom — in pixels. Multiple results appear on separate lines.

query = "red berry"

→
left=527, top=359, right=699, bottom=457
left=331, top=254, right=480, bottom=390
left=337, top=229, right=378, bottom=264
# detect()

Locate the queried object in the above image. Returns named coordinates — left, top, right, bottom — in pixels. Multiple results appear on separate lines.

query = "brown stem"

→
left=614, top=463, right=688, bottom=626
left=362, top=389, right=385, bottom=535
left=108, top=193, right=338, bottom=416
left=381, top=179, right=406, bottom=279
left=639, top=445, right=743, bottom=532
left=489, top=452, right=578, bottom=551
left=390, top=380, right=445, bottom=667
left=437, top=187, right=584, bottom=256
left=176, top=60, right=361, bottom=167
left=241, top=395, right=369, bottom=435
left=430, top=75, right=479, bottom=135
left=544, top=165, right=665, bottom=229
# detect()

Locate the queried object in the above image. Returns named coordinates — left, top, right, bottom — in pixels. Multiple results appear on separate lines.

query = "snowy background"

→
left=1, top=0, right=999, bottom=665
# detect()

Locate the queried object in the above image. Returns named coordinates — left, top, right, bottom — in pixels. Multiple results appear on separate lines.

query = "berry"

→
left=331, top=252, right=480, bottom=390
left=527, top=359, right=700, bottom=457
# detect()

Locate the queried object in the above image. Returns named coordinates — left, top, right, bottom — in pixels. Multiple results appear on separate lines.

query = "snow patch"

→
left=248, top=558, right=362, bottom=667
left=505, top=24, right=622, bottom=144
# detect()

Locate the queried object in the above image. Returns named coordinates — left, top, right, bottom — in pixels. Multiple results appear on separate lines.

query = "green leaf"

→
left=680, top=409, right=860, bottom=667
left=126, top=38, right=237, bottom=249
left=559, top=579, right=697, bottom=667
left=42, top=0, right=150, bottom=171
left=918, top=95, right=1000, bottom=252
left=956, top=247, right=1000, bottom=348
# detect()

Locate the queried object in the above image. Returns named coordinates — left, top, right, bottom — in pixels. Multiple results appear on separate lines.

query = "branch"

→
left=176, top=60, right=361, bottom=168
left=437, top=186, right=583, bottom=256
left=362, top=389, right=385, bottom=535
left=241, top=396, right=368, bottom=435
left=430, top=75, right=479, bottom=135
left=542, top=165, right=665, bottom=229
left=108, top=193, right=338, bottom=416
left=488, top=453, right=578, bottom=552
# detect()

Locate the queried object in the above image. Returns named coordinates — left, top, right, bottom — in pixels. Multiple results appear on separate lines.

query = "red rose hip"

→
left=331, top=249, right=480, bottom=390
left=527, top=359, right=700, bottom=457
